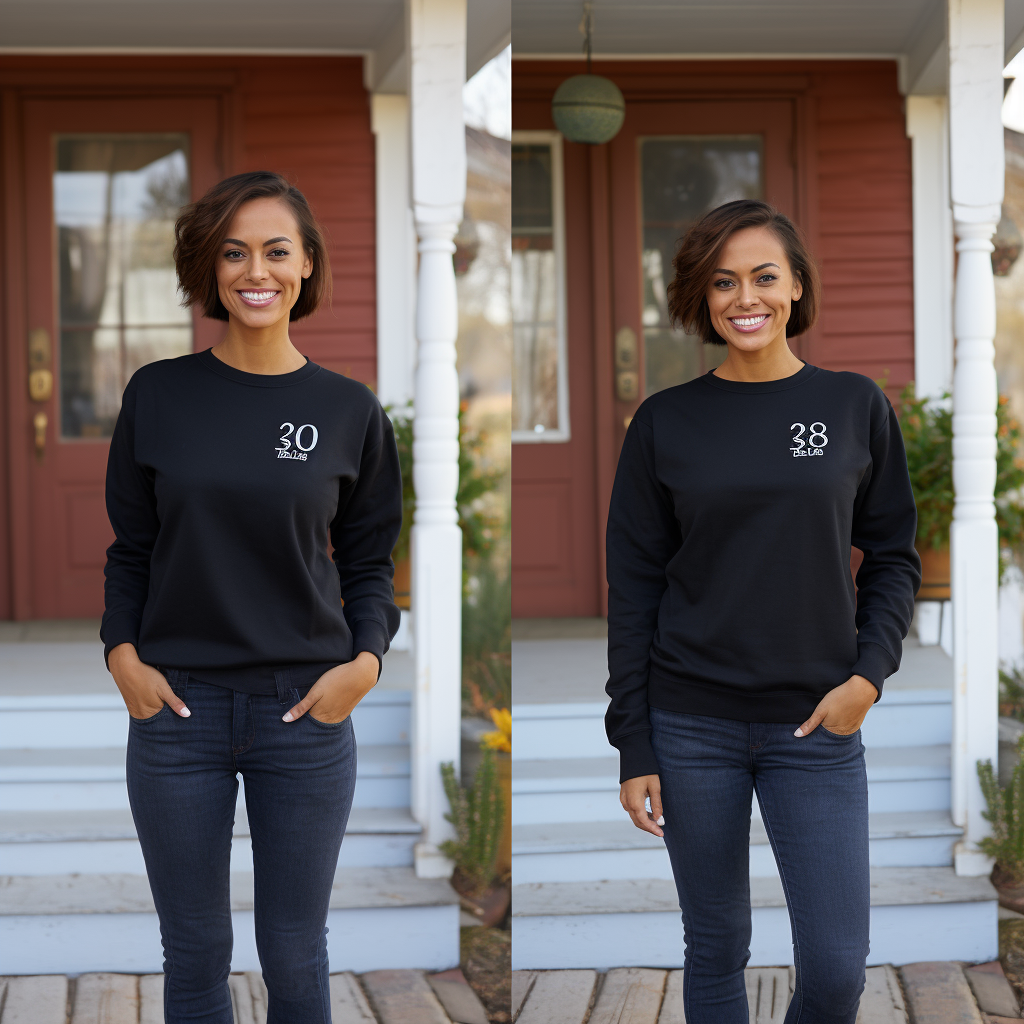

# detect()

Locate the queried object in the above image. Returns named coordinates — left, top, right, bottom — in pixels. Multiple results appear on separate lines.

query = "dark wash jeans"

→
left=649, top=706, right=870, bottom=1024
left=126, top=669, right=357, bottom=1024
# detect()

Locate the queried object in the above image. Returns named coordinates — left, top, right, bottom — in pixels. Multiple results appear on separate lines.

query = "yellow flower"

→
left=480, top=707, right=511, bottom=754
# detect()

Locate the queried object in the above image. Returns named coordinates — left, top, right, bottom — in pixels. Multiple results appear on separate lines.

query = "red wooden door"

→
left=513, top=96, right=798, bottom=619
left=14, top=97, right=222, bottom=618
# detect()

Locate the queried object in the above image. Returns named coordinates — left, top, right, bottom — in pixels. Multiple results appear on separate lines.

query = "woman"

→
left=605, top=199, right=920, bottom=1024
left=101, top=170, right=402, bottom=1023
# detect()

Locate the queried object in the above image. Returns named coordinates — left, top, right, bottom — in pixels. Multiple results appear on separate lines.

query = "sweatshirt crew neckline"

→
left=701, top=360, right=817, bottom=394
left=196, top=347, right=321, bottom=388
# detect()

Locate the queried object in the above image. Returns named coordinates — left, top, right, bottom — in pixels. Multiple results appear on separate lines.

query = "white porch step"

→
left=0, top=743, right=412, bottom=811
left=0, top=688, right=412, bottom=750
left=0, top=866, right=460, bottom=975
left=0, top=806, right=422, bottom=875
left=510, top=867, right=998, bottom=971
left=511, top=746, right=951, bottom=825
left=512, top=690, right=952, bottom=763
left=511, top=810, right=963, bottom=884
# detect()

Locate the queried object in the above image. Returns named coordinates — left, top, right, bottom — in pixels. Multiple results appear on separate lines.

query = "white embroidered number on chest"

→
left=276, top=421, right=318, bottom=461
left=790, top=421, right=827, bottom=458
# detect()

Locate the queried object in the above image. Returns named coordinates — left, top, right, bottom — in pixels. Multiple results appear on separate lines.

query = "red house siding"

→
left=0, top=56, right=376, bottom=620
left=511, top=59, right=915, bottom=619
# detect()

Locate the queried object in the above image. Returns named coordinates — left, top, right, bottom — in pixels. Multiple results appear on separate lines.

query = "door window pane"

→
left=55, top=135, right=192, bottom=438
left=512, top=139, right=567, bottom=440
left=640, top=137, right=763, bottom=396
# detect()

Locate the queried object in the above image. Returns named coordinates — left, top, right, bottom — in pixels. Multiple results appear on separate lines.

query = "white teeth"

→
left=731, top=315, right=767, bottom=326
left=240, top=291, right=276, bottom=301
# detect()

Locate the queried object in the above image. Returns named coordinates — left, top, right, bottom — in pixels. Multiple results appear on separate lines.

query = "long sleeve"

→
left=330, top=403, right=403, bottom=669
left=849, top=397, right=922, bottom=696
left=100, top=379, right=159, bottom=666
left=605, top=413, right=682, bottom=783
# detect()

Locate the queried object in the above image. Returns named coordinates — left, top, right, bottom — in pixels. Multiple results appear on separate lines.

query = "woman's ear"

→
left=791, top=275, right=804, bottom=302
left=302, top=251, right=313, bottom=280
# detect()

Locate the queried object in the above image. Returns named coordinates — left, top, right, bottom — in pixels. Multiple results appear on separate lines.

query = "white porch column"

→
left=907, top=95, right=955, bottom=401
left=371, top=94, right=417, bottom=411
left=948, top=0, right=1004, bottom=876
left=407, top=0, right=466, bottom=879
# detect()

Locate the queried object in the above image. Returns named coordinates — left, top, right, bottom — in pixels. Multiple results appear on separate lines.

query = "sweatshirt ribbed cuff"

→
left=350, top=619, right=389, bottom=679
left=100, top=613, right=142, bottom=671
left=615, top=729, right=662, bottom=784
left=850, top=641, right=897, bottom=701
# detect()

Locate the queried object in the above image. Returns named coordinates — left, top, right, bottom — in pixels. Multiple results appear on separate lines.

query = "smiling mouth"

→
left=728, top=313, right=769, bottom=332
left=237, top=290, right=280, bottom=307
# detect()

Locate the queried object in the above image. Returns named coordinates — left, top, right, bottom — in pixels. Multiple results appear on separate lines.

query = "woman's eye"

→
left=757, top=274, right=778, bottom=284
left=714, top=279, right=734, bottom=289
left=223, top=249, right=245, bottom=260
left=268, top=248, right=289, bottom=258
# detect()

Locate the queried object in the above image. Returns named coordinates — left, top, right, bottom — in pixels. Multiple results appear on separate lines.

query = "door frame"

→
left=0, top=64, right=240, bottom=620
left=511, top=60, right=821, bottom=617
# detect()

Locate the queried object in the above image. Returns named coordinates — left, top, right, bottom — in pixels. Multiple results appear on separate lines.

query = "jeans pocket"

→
left=820, top=723, right=859, bottom=737
left=306, top=710, right=349, bottom=728
left=129, top=703, right=171, bottom=723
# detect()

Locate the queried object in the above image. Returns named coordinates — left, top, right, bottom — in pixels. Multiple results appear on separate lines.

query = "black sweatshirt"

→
left=100, top=349, right=402, bottom=695
left=605, top=363, right=921, bottom=782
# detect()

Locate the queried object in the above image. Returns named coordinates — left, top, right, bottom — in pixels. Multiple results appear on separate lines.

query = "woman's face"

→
left=705, top=225, right=803, bottom=354
left=216, top=197, right=312, bottom=329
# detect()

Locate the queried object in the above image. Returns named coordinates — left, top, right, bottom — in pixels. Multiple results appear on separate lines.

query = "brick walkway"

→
left=511, top=962, right=1023, bottom=1023
left=0, top=969, right=490, bottom=1024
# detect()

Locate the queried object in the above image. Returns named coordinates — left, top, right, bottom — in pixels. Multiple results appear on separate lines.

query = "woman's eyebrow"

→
left=752, top=262, right=780, bottom=272
left=221, top=237, right=293, bottom=247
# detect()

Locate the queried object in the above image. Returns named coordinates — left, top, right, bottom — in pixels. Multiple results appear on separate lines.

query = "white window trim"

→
left=512, top=129, right=571, bottom=444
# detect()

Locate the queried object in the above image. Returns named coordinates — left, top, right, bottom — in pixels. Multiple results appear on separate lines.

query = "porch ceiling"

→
left=512, top=0, right=1024, bottom=75
left=0, top=0, right=510, bottom=81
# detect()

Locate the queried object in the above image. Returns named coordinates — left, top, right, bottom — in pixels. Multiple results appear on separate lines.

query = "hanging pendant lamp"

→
left=551, top=3, right=625, bottom=145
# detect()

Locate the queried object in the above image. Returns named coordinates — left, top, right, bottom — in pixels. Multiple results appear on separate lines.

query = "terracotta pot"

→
left=458, top=881, right=511, bottom=928
left=393, top=555, right=411, bottom=610
left=992, top=863, right=1024, bottom=914
left=495, top=751, right=511, bottom=875
left=916, top=543, right=950, bottom=601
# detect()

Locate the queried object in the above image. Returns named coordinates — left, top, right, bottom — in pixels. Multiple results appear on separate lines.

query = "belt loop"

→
left=274, top=668, right=292, bottom=704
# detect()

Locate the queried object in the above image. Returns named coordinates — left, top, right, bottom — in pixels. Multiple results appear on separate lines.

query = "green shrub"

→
left=978, top=735, right=1024, bottom=884
left=896, top=382, right=1024, bottom=580
left=440, top=748, right=504, bottom=895
left=463, top=555, right=512, bottom=714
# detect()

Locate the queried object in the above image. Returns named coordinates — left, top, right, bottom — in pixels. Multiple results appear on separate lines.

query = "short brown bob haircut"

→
left=174, top=171, right=331, bottom=322
left=667, top=199, right=820, bottom=345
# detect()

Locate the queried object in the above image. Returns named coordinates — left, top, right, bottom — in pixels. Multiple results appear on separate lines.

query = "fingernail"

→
left=180, top=707, right=191, bottom=717
left=794, top=728, right=804, bottom=737
left=656, top=816, right=665, bottom=826
left=282, top=713, right=293, bottom=722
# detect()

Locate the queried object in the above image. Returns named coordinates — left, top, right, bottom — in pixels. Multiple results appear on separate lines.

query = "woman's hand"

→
left=795, top=674, right=878, bottom=737
left=109, top=642, right=190, bottom=720
left=620, top=774, right=665, bottom=838
left=283, top=652, right=380, bottom=724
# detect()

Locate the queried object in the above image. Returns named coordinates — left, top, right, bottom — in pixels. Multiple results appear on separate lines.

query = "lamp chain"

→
left=580, top=2, right=593, bottom=73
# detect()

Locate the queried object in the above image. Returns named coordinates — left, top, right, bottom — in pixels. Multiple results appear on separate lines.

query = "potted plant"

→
left=440, top=748, right=509, bottom=926
left=481, top=707, right=512, bottom=875
left=387, top=403, right=506, bottom=610
left=978, top=736, right=1024, bottom=910
left=897, top=383, right=1024, bottom=592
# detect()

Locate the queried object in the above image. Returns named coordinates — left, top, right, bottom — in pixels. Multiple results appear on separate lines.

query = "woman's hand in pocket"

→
left=795, top=674, right=877, bottom=737
left=283, top=652, right=380, bottom=724
left=620, top=774, right=665, bottom=838
left=109, top=643, right=190, bottom=720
